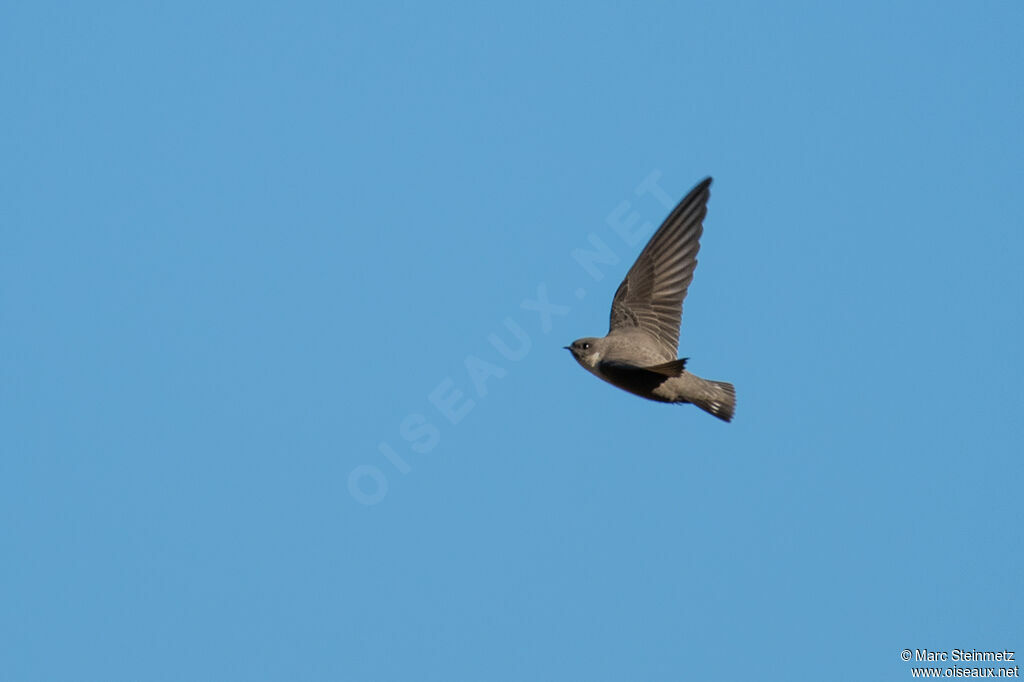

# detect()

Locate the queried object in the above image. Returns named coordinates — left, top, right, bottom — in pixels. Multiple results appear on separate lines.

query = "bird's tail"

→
left=689, top=377, right=736, bottom=422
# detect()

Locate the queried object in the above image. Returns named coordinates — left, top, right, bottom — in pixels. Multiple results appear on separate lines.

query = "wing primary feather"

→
left=608, top=177, right=713, bottom=359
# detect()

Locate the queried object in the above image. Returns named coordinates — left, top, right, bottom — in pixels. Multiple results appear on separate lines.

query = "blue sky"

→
left=2, top=2, right=1022, bottom=680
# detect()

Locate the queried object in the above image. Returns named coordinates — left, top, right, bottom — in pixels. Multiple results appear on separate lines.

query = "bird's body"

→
left=565, top=177, right=736, bottom=422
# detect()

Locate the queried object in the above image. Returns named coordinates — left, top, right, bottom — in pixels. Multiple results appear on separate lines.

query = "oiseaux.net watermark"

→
left=902, top=648, right=1018, bottom=678
left=348, top=170, right=679, bottom=505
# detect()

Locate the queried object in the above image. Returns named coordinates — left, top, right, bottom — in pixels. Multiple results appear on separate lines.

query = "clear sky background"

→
left=3, top=2, right=1022, bottom=681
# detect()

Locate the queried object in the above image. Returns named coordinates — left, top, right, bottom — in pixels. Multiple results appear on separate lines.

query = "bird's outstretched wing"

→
left=608, top=177, right=712, bottom=359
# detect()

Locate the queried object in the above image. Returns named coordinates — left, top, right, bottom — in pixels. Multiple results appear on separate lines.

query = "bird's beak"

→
left=563, top=346, right=571, bottom=351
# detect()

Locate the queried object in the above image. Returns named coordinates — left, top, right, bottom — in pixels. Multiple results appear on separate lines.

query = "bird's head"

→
left=564, top=337, right=603, bottom=368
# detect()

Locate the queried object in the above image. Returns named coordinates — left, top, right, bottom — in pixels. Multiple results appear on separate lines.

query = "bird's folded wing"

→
left=609, top=177, right=711, bottom=359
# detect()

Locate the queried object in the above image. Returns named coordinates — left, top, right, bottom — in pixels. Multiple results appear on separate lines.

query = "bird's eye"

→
left=582, top=343, right=590, bottom=350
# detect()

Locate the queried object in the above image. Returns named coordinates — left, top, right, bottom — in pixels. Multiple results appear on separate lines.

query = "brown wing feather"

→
left=609, top=177, right=711, bottom=359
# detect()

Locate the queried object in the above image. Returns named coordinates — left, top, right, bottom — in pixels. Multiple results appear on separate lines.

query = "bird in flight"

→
left=565, top=177, right=735, bottom=422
